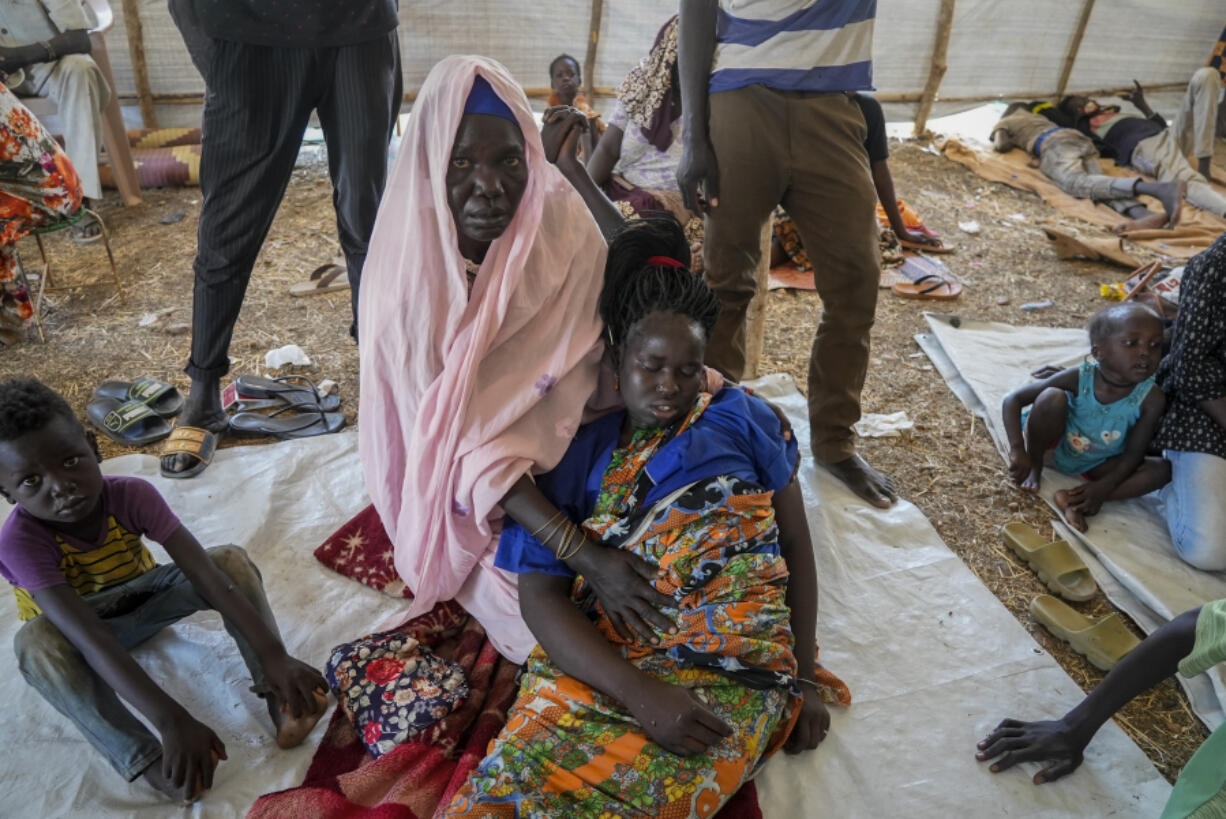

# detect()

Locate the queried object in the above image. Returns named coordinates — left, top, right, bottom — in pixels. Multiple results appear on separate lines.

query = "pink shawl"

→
left=358, top=56, right=606, bottom=662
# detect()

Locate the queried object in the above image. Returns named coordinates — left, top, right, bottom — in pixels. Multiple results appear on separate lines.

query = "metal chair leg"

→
left=87, top=208, right=124, bottom=304
left=11, top=250, right=46, bottom=343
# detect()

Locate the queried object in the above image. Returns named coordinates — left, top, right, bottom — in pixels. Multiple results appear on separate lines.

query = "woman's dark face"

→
left=447, top=114, right=528, bottom=260
left=617, top=311, right=706, bottom=430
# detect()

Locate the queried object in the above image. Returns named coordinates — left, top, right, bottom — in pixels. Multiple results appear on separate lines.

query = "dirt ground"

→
left=3, top=140, right=1217, bottom=782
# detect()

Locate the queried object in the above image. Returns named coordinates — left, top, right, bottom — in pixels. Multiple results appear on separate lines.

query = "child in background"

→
left=0, top=378, right=328, bottom=803
left=1002, top=303, right=1169, bottom=531
left=547, top=53, right=603, bottom=159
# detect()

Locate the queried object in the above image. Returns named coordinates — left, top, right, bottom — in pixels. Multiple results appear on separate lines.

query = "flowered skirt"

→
left=443, top=652, right=791, bottom=818
left=0, top=82, right=83, bottom=347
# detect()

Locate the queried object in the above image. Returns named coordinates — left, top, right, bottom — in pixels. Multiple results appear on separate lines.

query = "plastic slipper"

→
left=86, top=397, right=173, bottom=447
left=891, top=273, right=963, bottom=300
left=160, top=426, right=220, bottom=480
left=898, top=237, right=956, bottom=254
left=1029, top=594, right=1140, bottom=671
left=229, top=402, right=346, bottom=440
left=1002, top=523, right=1098, bottom=602
left=94, top=376, right=184, bottom=418
left=233, top=374, right=340, bottom=412
left=289, top=262, right=350, bottom=297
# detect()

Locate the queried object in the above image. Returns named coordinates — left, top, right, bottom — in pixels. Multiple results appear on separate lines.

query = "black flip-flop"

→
left=94, top=376, right=184, bottom=418
left=228, top=401, right=346, bottom=439
left=86, top=397, right=173, bottom=447
left=233, top=374, right=340, bottom=412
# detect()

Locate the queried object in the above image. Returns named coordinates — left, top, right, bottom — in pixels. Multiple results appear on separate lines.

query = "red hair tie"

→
left=647, top=255, right=685, bottom=269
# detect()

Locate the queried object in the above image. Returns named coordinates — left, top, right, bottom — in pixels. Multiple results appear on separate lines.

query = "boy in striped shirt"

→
left=0, top=378, right=327, bottom=803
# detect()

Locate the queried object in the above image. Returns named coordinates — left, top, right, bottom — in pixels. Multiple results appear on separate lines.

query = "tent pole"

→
left=913, top=0, right=956, bottom=137
left=1055, top=0, right=1096, bottom=100
left=583, top=0, right=604, bottom=101
left=120, top=0, right=157, bottom=128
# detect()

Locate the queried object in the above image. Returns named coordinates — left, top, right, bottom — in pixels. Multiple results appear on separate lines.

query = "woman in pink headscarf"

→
left=358, top=56, right=672, bottom=663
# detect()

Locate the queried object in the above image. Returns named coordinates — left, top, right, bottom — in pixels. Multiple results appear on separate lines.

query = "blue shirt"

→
left=495, top=389, right=798, bottom=577
left=710, top=0, right=876, bottom=94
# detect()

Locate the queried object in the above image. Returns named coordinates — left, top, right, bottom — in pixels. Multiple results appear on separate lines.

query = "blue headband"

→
left=464, top=75, right=518, bottom=125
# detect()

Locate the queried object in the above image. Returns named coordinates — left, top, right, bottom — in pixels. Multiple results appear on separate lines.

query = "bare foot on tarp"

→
left=1113, top=211, right=1167, bottom=234
left=1053, top=489, right=1087, bottom=532
left=267, top=688, right=329, bottom=749
left=823, top=454, right=897, bottom=508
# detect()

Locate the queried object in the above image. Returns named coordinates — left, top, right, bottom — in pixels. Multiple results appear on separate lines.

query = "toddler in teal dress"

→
left=1002, top=303, right=1170, bottom=531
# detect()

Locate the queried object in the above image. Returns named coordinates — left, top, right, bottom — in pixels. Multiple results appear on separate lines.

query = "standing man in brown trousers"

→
left=677, top=0, right=896, bottom=507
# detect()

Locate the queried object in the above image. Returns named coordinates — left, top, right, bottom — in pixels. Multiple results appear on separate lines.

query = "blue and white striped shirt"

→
left=710, top=0, right=876, bottom=94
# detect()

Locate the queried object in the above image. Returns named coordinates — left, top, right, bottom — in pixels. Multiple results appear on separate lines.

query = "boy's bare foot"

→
left=823, top=454, right=897, bottom=508
left=268, top=688, right=329, bottom=749
left=1053, top=489, right=1088, bottom=532
left=1021, top=468, right=1042, bottom=493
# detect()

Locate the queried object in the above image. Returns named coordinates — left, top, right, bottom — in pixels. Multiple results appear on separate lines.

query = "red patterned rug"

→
left=253, top=505, right=761, bottom=818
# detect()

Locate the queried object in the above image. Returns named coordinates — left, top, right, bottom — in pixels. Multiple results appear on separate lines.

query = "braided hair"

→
left=599, top=217, right=721, bottom=353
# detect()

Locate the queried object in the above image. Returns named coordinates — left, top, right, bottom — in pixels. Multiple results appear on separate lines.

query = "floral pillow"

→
left=325, top=630, right=469, bottom=758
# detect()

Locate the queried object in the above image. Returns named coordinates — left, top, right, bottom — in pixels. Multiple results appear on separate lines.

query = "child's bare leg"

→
left=1022, top=388, right=1068, bottom=492
left=266, top=688, right=329, bottom=749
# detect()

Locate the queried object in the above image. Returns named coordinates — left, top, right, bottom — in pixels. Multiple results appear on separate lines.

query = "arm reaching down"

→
left=161, top=527, right=326, bottom=718
left=976, top=606, right=1199, bottom=783
left=32, top=585, right=227, bottom=795
left=773, top=479, right=830, bottom=753
left=676, top=0, right=720, bottom=214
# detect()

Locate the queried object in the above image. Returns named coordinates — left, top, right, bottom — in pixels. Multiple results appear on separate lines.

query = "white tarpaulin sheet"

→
left=917, top=312, right=1226, bottom=733
left=101, top=0, right=1224, bottom=127
left=0, top=380, right=1171, bottom=816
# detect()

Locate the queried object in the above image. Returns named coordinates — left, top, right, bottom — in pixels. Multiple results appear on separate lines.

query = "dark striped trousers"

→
left=184, top=33, right=401, bottom=380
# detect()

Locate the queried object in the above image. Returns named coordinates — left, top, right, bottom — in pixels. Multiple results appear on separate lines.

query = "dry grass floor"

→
left=2, top=142, right=1214, bottom=782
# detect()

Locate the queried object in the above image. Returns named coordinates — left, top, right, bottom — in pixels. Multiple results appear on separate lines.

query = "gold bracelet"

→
left=555, top=523, right=580, bottom=560
left=556, top=523, right=587, bottom=561
left=529, top=510, right=565, bottom=538
left=538, top=515, right=570, bottom=547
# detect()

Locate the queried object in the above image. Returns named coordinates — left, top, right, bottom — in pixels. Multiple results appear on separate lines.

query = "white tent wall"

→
left=99, top=1, right=1224, bottom=131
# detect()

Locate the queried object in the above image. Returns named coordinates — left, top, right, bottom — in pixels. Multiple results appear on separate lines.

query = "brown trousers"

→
left=703, top=86, right=879, bottom=462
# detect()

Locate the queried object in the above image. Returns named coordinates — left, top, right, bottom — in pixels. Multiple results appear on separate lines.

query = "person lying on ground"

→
left=443, top=217, right=847, bottom=818
left=0, top=378, right=328, bottom=804
left=1151, top=233, right=1226, bottom=571
left=1001, top=303, right=1169, bottom=532
left=0, top=0, right=106, bottom=241
left=1058, top=71, right=1226, bottom=218
left=976, top=600, right=1226, bottom=818
left=547, top=53, right=602, bottom=160
left=992, top=102, right=1183, bottom=232
left=772, top=91, right=943, bottom=272
left=0, top=82, right=82, bottom=349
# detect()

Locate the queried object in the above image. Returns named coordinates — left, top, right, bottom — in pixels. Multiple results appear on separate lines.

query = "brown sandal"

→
left=160, top=426, right=220, bottom=479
